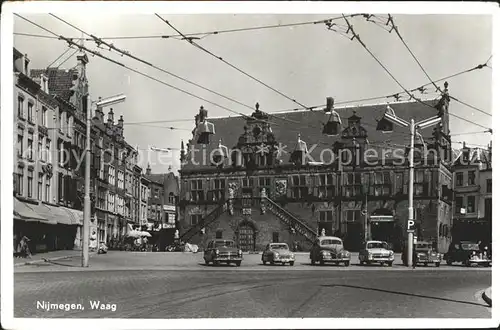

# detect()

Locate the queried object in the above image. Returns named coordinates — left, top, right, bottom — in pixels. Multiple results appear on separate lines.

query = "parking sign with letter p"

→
left=407, top=220, right=415, bottom=232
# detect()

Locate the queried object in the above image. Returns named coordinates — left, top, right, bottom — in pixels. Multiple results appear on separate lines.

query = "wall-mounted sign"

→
left=163, top=205, right=176, bottom=212
left=163, top=223, right=175, bottom=229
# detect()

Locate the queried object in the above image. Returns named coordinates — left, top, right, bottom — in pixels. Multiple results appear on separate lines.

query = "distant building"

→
left=144, top=165, right=180, bottom=250
left=179, top=92, right=453, bottom=253
left=451, top=142, right=492, bottom=245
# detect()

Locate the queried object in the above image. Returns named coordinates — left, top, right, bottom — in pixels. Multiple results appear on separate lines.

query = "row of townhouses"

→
left=177, top=93, right=492, bottom=254
left=13, top=48, right=179, bottom=253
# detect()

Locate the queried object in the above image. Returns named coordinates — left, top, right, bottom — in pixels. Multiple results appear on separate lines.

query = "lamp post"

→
left=82, top=94, right=126, bottom=267
left=377, top=105, right=442, bottom=268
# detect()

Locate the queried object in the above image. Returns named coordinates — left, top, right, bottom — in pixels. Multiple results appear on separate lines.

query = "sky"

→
left=13, top=13, right=493, bottom=174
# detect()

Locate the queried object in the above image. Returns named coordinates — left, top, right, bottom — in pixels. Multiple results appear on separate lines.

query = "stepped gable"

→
left=182, top=99, right=441, bottom=170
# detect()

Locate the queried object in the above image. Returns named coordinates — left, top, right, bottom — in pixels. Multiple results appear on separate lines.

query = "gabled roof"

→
left=30, top=67, right=77, bottom=101
left=145, top=174, right=164, bottom=185
left=182, top=99, right=443, bottom=171
left=453, top=146, right=491, bottom=168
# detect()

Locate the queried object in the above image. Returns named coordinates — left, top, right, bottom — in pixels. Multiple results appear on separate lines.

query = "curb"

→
left=482, top=287, right=492, bottom=307
left=14, top=253, right=95, bottom=267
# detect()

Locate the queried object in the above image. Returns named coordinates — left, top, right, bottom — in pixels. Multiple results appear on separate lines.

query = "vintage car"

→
left=203, top=239, right=243, bottom=266
left=359, top=240, right=394, bottom=266
left=443, top=241, right=491, bottom=267
left=262, top=243, right=295, bottom=266
left=310, top=236, right=351, bottom=266
left=402, top=241, right=441, bottom=267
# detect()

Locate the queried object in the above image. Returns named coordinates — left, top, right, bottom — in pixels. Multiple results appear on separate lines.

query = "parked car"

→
left=262, top=243, right=295, bottom=266
left=310, top=236, right=351, bottom=266
left=402, top=241, right=441, bottom=267
left=359, top=240, right=394, bottom=266
left=443, top=241, right=491, bottom=267
left=203, top=239, right=243, bottom=266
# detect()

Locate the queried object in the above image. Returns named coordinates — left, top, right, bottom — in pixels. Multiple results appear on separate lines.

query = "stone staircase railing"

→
left=264, top=197, right=317, bottom=243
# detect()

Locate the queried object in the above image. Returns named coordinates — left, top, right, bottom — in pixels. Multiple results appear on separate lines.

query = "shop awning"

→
left=61, top=207, right=84, bottom=226
left=28, top=203, right=73, bottom=225
left=13, top=198, right=50, bottom=223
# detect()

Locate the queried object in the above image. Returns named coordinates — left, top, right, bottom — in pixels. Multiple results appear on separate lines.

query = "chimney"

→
left=107, top=108, right=114, bottom=126
left=146, top=163, right=151, bottom=175
left=24, top=54, right=30, bottom=75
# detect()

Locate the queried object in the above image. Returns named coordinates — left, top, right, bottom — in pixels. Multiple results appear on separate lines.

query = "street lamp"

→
left=82, top=94, right=126, bottom=267
left=377, top=104, right=442, bottom=268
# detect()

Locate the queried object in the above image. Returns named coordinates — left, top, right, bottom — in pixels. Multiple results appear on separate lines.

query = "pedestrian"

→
left=412, top=247, right=417, bottom=269
left=18, top=236, right=32, bottom=259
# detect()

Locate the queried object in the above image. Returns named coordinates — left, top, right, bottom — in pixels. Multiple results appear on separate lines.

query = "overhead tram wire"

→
left=46, top=46, right=74, bottom=69
left=340, top=15, right=438, bottom=111
left=385, top=14, right=492, bottom=118
left=18, top=16, right=491, bottom=127
left=15, top=15, right=363, bottom=41
left=15, top=14, right=276, bottom=125
left=155, top=14, right=311, bottom=111
left=338, top=15, right=492, bottom=132
left=48, top=14, right=301, bottom=127
left=20, top=15, right=492, bottom=137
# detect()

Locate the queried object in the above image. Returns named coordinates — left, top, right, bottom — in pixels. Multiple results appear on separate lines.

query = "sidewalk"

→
left=14, top=249, right=86, bottom=267
left=482, top=287, right=492, bottom=306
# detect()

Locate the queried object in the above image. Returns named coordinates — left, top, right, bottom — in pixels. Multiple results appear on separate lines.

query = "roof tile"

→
left=182, top=99, right=443, bottom=171
left=30, top=67, right=77, bottom=101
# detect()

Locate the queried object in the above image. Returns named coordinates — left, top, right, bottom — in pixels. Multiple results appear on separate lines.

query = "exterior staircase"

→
left=264, top=197, right=317, bottom=243
left=179, top=197, right=318, bottom=244
left=179, top=200, right=227, bottom=243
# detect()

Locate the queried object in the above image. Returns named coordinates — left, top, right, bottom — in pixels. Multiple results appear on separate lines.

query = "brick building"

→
left=179, top=91, right=454, bottom=253
left=451, top=142, right=492, bottom=245
left=92, top=106, right=138, bottom=245
left=13, top=48, right=85, bottom=254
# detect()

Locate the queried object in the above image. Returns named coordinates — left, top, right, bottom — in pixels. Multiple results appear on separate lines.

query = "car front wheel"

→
left=262, top=260, right=267, bottom=265
left=290, top=261, right=294, bottom=266
left=387, top=261, right=393, bottom=267
left=235, top=261, right=241, bottom=267
left=435, top=262, right=440, bottom=267
left=344, top=261, right=350, bottom=267
left=446, top=259, right=452, bottom=265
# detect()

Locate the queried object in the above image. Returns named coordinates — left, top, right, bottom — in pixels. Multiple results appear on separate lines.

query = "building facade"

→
left=144, top=166, right=180, bottom=250
left=179, top=93, right=454, bottom=253
left=451, top=142, right=492, bottom=245
left=92, top=106, right=138, bottom=245
left=14, top=48, right=84, bottom=254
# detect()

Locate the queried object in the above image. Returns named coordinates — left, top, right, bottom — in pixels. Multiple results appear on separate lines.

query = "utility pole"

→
left=364, top=192, right=369, bottom=242
left=376, top=106, right=442, bottom=268
left=82, top=99, right=91, bottom=267
left=407, top=119, right=415, bottom=268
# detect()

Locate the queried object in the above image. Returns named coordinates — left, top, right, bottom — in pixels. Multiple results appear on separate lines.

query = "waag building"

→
left=179, top=89, right=454, bottom=253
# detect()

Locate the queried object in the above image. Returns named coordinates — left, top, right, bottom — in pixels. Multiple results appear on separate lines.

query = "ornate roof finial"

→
left=255, top=102, right=260, bottom=111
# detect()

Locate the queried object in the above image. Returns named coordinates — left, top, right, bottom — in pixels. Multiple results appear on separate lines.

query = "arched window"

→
left=168, top=192, right=175, bottom=204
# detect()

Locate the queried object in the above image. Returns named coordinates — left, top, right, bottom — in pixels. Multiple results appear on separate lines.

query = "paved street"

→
left=14, top=252, right=491, bottom=318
